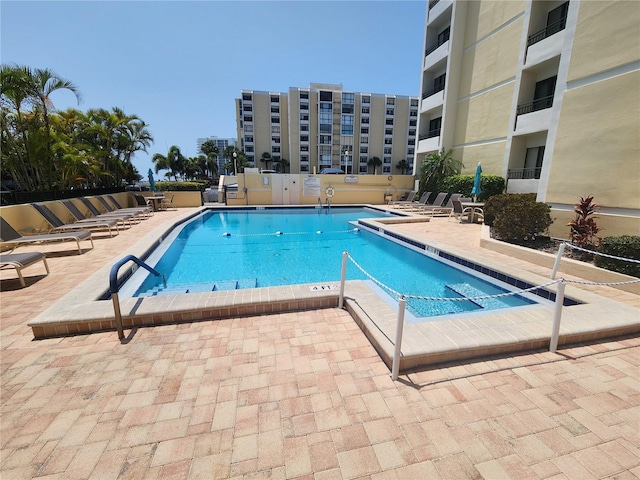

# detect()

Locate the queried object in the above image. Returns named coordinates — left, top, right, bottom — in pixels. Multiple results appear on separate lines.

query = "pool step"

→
left=141, top=278, right=259, bottom=296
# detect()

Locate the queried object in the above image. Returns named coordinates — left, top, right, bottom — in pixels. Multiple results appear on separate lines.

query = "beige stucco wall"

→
left=568, top=0, right=640, bottom=82
left=546, top=70, right=640, bottom=209
left=457, top=141, right=508, bottom=175
left=458, top=18, right=522, bottom=97
left=225, top=174, right=415, bottom=206
left=463, top=0, right=525, bottom=49
left=549, top=209, right=640, bottom=239
left=454, top=83, right=515, bottom=145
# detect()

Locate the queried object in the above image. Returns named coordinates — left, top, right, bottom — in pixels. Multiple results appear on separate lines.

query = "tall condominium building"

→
left=417, top=0, right=639, bottom=234
left=196, top=136, right=237, bottom=173
left=235, top=83, right=419, bottom=175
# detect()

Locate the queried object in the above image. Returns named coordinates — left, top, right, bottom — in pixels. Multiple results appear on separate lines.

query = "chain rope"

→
left=561, top=242, right=640, bottom=264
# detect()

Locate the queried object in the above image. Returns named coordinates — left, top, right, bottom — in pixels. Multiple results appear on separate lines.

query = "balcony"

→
left=507, top=167, right=541, bottom=180
left=506, top=168, right=541, bottom=194
left=425, top=28, right=450, bottom=57
left=417, top=128, right=441, bottom=153
left=527, top=16, right=567, bottom=47
left=516, top=95, right=553, bottom=116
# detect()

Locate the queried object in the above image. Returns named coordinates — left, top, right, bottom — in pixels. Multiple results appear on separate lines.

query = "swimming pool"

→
left=122, top=207, right=537, bottom=319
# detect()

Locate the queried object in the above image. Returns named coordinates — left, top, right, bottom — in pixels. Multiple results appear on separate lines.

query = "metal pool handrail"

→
left=109, top=255, right=165, bottom=340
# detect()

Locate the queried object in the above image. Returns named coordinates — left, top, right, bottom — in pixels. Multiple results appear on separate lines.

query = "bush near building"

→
left=155, top=181, right=208, bottom=192
left=484, top=193, right=552, bottom=243
left=441, top=174, right=505, bottom=202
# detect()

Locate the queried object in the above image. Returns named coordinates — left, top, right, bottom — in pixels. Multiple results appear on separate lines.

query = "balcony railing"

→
left=418, top=128, right=441, bottom=141
left=428, top=0, right=440, bottom=9
left=422, top=82, right=445, bottom=100
left=425, top=29, right=450, bottom=56
left=507, top=167, right=542, bottom=180
left=516, top=95, right=554, bottom=115
left=527, top=17, right=567, bottom=46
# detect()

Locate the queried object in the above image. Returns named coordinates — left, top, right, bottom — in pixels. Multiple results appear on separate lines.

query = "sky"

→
left=2, top=0, right=427, bottom=178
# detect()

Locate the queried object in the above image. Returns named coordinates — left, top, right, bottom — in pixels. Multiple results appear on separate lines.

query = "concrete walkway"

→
left=1, top=208, right=638, bottom=479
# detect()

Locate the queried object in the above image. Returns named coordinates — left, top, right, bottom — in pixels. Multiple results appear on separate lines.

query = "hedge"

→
left=154, top=181, right=209, bottom=192
left=594, top=235, right=640, bottom=277
left=484, top=193, right=552, bottom=242
left=440, top=174, right=505, bottom=201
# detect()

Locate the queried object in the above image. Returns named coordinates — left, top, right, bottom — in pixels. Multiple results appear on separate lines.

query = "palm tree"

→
left=276, top=158, right=290, bottom=173
left=152, top=145, right=184, bottom=180
left=368, top=156, right=382, bottom=175
left=27, top=67, right=82, bottom=189
left=260, top=152, right=272, bottom=171
left=419, top=148, right=463, bottom=195
left=199, top=140, right=219, bottom=180
left=396, top=159, right=412, bottom=175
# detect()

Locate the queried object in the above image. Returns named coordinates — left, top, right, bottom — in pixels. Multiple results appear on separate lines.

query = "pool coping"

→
left=27, top=206, right=640, bottom=371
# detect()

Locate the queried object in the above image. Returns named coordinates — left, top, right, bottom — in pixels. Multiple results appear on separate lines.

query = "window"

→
left=342, top=92, right=354, bottom=103
left=385, top=128, right=393, bottom=135
left=342, top=104, right=354, bottom=114
left=300, top=103, right=309, bottom=110
left=409, top=119, right=417, bottom=126
left=360, top=136, right=368, bottom=144
left=272, top=146, right=280, bottom=153
left=300, top=113, right=309, bottom=121
left=300, top=91, right=309, bottom=99
left=523, top=146, right=545, bottom=178
left=359, top=156, right=368, bottom=164
left=300, top=124, right=309, bottom=132
left=272, top=136, right=280, bottom=143
left=383, top=166, right=391, bottom=174
left=360, top=146, right=368, bottom=154
left=359, top=165, right=369, bottom=173
left=437, top=26, right=450, bottom=46
left=271, top=116, right=280, bottom=124
left=244, top=125, right=253, bottom=133
left=242, top=93, right=252, bottom=101
left=342, top=125, right=353, bottom=135
left=386, top=108, right=394, bottom=116
left=300, top=145, right=308, bottom=152
left=319, top=145, right=332, bottom=156
left=300, top=135, right=308, bottom=142
left=320, top=124, right=332, bottom=133
left=319, top=91, right=332, bottom=102
left=361, top=118, right=369, bottom=124
left=387, top=97, right=395, bottom=105
left=342, top=115, right=353, bottom=125
left=301, top=165, right=309, bottom=172
left=361, top=127, right=369, bottom=135
left=319, top=135, right=331, bottom=144
left=428, top=117, right=442, bottom=137
left=384, top=147, right=392, bottom=155
left=245, top=135, right=253, bottom=143
left=271, top=126, right=280, bottom=134
left=410, top=110, right=418, bottom=117
left=319, top=113, right=332, bottom=123
left=271, top=106, right=279, bottom=113
left=433, top=73, right=446, bottom=92
left=300, top=155, right=309, bottom=162
left=411, top=99, right=419, bottom=107
left=243, top=105, right=252, bottom=112
left=385, top=138, right=393, bottom=145
left=270, top=95, right=279, bottom=103
left=383, top=157, right=392, bottom=164
left=362, top=96, right=370, bottom=104
left=246, top=145, right=254, bottom=153
left=409, top=129, right=416, bottom=136
left=320, top=103, right=332, bottom=112
left=407, top=148, right=415, bottom=155
left=386, top=119, right=394, bottom=125
left=534, top=76, right=557, bottom=102
left=362, top=107, right=370, bottom=114
left=243, top=115, right=253, bottom=122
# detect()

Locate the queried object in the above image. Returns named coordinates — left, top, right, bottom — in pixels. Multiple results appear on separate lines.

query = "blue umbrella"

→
left=148, top=169, right=156, bottom=192
left=471, top=163, right=482, bottom=201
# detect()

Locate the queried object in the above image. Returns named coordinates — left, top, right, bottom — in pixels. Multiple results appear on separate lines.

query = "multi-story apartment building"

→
left=417, top=0, right=639, bottom=235
left=196, top=136, right=237, bottom=174
left=235, top=83, right=419, bottom=175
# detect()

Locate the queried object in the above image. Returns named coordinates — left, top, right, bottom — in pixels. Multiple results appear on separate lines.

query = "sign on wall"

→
left=303, top=176, right=321, bottom=196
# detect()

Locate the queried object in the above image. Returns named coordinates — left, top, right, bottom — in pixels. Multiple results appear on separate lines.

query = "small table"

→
left=147, top=195, right=166, bottom=212
left=461, top=202, right=485, bottom=223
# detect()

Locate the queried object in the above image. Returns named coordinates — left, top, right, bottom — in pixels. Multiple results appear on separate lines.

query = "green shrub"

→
left=441, top=174, right=505, bottom=201
left=155, top=181, right=207, bottom=192
left=594, top=235, right=640, bottom=277
left=485, top=193, right=552, bottom=242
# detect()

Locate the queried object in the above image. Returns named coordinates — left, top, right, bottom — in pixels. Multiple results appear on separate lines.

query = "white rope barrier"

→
left=551, top=242, right=640, bottom=280
left=562, top=242, right=640, bottom=263
left=221, top=228, right=360, bottom=237
left=338, top=250, right=638, bottom=380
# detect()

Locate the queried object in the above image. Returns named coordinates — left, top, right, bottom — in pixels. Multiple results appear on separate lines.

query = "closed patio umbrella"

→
left=148, top=169, right=156, bottom=192
left=471, top=163, right=482, bottom=202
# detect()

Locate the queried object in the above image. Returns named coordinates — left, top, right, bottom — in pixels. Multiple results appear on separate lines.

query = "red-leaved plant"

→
left=568, top=195, right=602, bottom=250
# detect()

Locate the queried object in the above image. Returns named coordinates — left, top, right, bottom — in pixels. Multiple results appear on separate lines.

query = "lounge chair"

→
left=30, top=203, right=119, bottom=237
left=103, top=195, right=152, bottom=217
left=0, top=216, right=93, bottom=254
left=60, top=199, right=135, bottom=228
left=400, top=192, right=432, bottom=211
left=389, top=190, right=416, bottom=206
left=449, top=198, right=471, bottom=222
left=413, top=192, right=448, bottom=215
left=132, top=194, right=154, bottom=213
left=0, top=251, right=50, bottom=287
left=428, top=193, right=463, bottom=216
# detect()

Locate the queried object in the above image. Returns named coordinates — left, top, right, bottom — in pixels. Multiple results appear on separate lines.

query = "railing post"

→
left=549, top=280, right=566, bottom=353
left=551, top=242, right=566, bottom=279
left=338, top=251, right=348, bottom=309
left=391, top=296, right=407, bottom=381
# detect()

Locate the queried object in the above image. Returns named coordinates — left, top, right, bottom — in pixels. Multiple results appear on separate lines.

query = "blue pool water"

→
left=130, top=207, right=536, bottom=318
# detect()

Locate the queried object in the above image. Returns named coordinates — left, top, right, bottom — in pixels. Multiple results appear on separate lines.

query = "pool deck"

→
left=1, top=205, right=639, bottom=478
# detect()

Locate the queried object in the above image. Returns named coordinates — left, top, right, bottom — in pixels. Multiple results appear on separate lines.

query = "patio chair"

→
left=449, top=198, right=471, bottom=222
left=429, top=193, right=463, bottom=217
left=0, top=251, right=50, bottom=287
left=132, top=194, right=154, bottom=213
left=0, top=216, right=94, bottom=255
left=395, top=192, right=431, bottom=211
left=60, top=199, right=135, bottom=228
left=158, top=194, right=176, bottom=211
left=413, top=192, right=448, bottom=215
left=30, top=203, right=120, bottom=237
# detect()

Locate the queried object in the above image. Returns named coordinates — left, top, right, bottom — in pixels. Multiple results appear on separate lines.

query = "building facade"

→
left=235, top=83, right=419, bottom=175
left=417, top=0, right=639, bottom=235
left=196, top=136, right=237, bottom=174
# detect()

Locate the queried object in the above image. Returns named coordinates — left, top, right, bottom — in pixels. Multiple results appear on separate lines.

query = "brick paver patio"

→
left=1, top=208, right=638, bottom=479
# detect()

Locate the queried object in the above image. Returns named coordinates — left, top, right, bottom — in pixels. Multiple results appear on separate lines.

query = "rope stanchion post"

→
left=551, top=242, right=566, bottom=279
left=339, top=251, right=348, bottom=309
left=391, top=296, right=406, bottom=381
left=549, top=279, right=566, bottom=352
